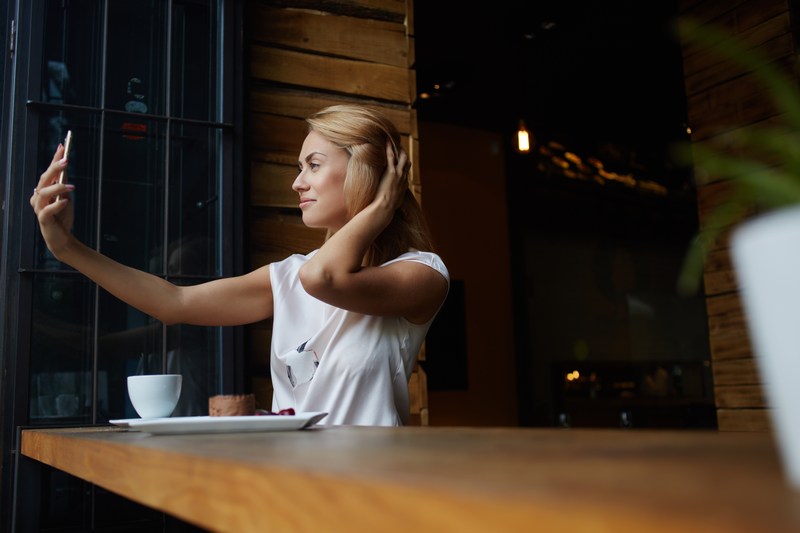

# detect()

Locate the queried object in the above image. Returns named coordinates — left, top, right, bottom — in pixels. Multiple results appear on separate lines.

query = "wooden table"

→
left=20, top=426, right=800, bottom=532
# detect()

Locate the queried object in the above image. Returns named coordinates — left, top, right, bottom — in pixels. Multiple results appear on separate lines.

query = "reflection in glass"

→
left=101, top=117, right=166, bottom=271
left=167, top=322, right=220, bottom=416
left=105, top=0, right=167, bottom=115
left=28, top=0, right=226, bottom=428
left=172, top=0, right=218, bottom=121
left=96, top=293, right=164, bottom=422
left=168, top=123, right=222, bottom=277
left=29, top=275, right=94, bottom=424
left=41, top=0, right=103, bottom=107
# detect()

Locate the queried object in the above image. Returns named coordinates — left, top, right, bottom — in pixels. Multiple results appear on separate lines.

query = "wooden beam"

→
left=250, top=45, right=412, bottom=103
left=247, top=4, right=409, bottom=68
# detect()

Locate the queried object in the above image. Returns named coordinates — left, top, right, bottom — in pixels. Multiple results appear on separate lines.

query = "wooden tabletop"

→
left=20, top=425, right=800, bottom=532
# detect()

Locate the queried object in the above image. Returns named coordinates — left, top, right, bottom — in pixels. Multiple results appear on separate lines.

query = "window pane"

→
left=96, top=294, right=164, bottom=422
left=101, top=117, right=166, bottom=271
left=168, top=123, right=221, bottom=277
left=29, top=274, right=94, bottom=425
left=33, top=110, right=101, bottom=271
left=105, top=0, right=167, bottom=116
left=41, top=0, right=103, bottom=107
left=172, top=0, right=218, bottom=121
left=167, top=322, right=221, bottom=416
left=25, top=0, right=231, bottom=431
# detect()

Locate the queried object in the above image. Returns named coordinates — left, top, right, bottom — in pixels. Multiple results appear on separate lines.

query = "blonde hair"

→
left=306, top=104, right=435, bottom=266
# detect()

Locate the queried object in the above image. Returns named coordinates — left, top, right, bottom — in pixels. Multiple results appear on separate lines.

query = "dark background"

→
left=414, top=0, right=689, bottom=185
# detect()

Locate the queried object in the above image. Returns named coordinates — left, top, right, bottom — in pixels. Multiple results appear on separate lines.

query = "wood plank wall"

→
left=242, top=0, right=427, bottom=421
left=678, top=0, right=797, bottom=431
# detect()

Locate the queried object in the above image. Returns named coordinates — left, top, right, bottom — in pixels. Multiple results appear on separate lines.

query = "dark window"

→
left=23, top=0, right=235, bottom=424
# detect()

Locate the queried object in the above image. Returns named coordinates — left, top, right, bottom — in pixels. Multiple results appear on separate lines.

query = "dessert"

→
left=208, top=394, right=255, bottom=416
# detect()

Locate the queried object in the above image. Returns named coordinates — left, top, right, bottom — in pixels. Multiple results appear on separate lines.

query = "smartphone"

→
left=57, top=130, right=72, bottom=200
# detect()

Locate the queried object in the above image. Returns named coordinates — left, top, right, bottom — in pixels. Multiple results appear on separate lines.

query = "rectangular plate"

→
left=111, top=412, right=328, bottom=434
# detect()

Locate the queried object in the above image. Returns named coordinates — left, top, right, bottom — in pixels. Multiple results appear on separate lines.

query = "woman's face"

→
left=293, top=130, right=350, bottom=231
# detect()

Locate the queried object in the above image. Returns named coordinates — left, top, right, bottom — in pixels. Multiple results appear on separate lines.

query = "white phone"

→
left=57, top=130, right=72, bottom=200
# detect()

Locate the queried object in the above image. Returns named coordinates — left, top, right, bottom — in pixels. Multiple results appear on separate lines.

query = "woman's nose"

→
left=292, top=171, right=308, bottom=192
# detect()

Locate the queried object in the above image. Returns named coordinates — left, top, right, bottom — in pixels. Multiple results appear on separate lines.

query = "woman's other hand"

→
left=374, top=142, right=410, bottom=213
left=30, top=144, right=76, bottom=258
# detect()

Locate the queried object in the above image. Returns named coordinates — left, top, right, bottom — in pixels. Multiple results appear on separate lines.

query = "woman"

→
left=30, top=104, right=450, bottom=426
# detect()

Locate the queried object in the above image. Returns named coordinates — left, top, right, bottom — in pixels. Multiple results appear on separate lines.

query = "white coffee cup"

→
left=127, top=374, right=182, bottom=419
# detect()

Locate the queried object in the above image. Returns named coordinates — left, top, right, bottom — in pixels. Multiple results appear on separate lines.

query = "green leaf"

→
left=674, top=17, right=800, bottom=294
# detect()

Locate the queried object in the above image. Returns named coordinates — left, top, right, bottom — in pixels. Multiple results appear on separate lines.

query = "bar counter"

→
left=20, top=425, right=800, bottom=532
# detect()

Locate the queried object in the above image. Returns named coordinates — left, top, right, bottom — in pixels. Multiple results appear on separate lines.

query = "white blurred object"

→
left=731, top=205, right=800, bottom=489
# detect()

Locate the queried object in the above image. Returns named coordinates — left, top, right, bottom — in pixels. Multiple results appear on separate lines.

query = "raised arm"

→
left=31, top=144, right=273, bottom=326
left=298, top=144, right=447, bottom=324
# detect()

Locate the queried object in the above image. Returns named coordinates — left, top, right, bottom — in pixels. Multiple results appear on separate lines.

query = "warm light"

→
left=420, top=92, right=431, bottom=99
left=518, top=130, right=530, bottom=152
left=516, top=120, right=532, bottom=153
left=566, top=370, right=581, bottom=382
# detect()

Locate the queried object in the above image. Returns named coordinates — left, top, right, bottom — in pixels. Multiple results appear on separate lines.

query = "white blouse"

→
left=269, top=250, right=449, bottom=426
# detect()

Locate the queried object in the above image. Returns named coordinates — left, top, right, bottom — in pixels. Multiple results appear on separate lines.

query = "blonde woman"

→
left=31, top=105, right=450, bottom=425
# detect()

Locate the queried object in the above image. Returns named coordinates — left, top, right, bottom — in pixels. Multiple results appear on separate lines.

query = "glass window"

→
left=171, top=1, right=218, bottom=121
left=167, top=122, right=222, bottom=277
left=100, top=117, right=167, bottom=270
left=40, top=0, right=104, bottom=107
left=26, top=0, right=229, bottom=424
left=105, top=1, right=167, bottom=116
left=29, top=275, right=94, bottom=423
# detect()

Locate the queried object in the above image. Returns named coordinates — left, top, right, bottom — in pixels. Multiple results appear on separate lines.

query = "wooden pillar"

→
left=678, top=0, right=797, bottom=430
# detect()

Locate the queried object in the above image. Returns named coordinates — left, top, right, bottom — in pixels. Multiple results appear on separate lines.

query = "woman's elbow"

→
left=298, top=263, right=335, bottom=298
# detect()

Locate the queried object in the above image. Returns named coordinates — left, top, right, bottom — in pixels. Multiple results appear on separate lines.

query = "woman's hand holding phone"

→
left=30, top=132, right=76, bottom=259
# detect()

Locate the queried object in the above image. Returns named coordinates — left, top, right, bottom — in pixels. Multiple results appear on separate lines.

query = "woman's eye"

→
left=298, top=162, right=320, bottom=173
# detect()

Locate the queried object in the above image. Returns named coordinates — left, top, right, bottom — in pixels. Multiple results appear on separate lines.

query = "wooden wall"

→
left=678, top=0, right=797, bottom=431
left=242, top=1, right=426, bottom=420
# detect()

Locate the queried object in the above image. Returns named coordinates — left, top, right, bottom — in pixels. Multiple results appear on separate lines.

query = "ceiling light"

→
left=516, top=120, right=533, bottom=153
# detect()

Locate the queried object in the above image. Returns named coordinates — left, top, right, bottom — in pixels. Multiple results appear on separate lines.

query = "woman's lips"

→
left=299, top=198, right=315, bottom=209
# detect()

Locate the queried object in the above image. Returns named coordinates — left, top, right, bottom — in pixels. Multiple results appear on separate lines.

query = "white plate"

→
left=108, top=418, right=177, bottom=428
left=108, top=418, right=141, bottom=428
left=121, top=412, right=328, bottom=434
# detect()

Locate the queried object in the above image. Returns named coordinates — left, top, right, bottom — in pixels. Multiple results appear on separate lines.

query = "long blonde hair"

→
left=306, top=104, right=435, bottom=266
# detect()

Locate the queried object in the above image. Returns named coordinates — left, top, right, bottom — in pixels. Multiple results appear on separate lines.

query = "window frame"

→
left=1, top=0, right=244, bottom=525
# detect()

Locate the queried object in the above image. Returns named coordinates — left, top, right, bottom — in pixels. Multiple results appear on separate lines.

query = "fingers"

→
left=36, top=144, right=68, bottom=190
left=36, top=193, right=71, bottom=221
left=377, top=142, right=410, bottom=213
left=395, top=148, right=409, bottom=175
left=385, top=142, right=410, bottom=180
left=31, top=183, right=73, bottom=212
left=50, top=142, right=65, bottom=165
left=32, top=145, right=70, bottom=209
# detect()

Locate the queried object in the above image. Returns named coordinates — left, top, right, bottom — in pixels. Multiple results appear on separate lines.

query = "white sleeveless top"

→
left=269, top=250, right=449, bottom=426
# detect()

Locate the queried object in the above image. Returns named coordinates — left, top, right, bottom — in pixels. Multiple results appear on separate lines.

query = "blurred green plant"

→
left=674, top=17, right=800, bottom=296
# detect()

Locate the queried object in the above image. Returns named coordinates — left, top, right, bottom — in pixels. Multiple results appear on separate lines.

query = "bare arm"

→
left=31, top=145, right=274, bottom=326
left=299, top=144, right=448, bottom=324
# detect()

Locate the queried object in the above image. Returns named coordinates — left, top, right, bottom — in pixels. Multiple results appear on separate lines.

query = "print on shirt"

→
left=284, top=340, right=319, bottom=388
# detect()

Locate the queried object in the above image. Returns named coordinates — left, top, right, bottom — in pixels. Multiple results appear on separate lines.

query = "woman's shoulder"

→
left=383, top=250, right=449, bottom=280
left=270, top=250, right=319, bottom=274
